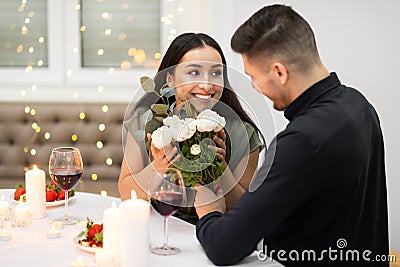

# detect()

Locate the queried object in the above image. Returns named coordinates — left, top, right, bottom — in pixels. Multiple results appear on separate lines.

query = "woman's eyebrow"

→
left=183, top=63, right=223, bottom=68
left=184, top=63, right=202, bottom=68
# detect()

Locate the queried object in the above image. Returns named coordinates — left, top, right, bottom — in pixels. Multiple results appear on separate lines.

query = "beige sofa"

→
left=0, top=102, right=127, bottom=195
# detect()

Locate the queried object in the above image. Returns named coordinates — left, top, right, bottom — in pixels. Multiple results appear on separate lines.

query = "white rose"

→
left=196, top=109, right=226, bottom=132
left=176, top=118, right=197, bottom=141
left=163, top=115, right=185, bottom=141
left=151, top=126, right=173, bottom=149
left=190, top=144, right=201, bottom=155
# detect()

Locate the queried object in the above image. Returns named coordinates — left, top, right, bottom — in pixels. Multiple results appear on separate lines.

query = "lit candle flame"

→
left=130, top=190, right=137, bottom=200
left=33, top=164, right=38, bottom=170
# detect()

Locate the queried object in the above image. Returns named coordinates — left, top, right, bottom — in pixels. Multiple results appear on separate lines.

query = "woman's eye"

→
left=210, top=70, right=222, bottom=76
left=188, top=70, right=199, bottom=75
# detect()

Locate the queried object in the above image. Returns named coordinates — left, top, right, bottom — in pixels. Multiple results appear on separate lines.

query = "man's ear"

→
left=272, top=62, right=288, bottom=85
left=166, top=73, right=174, bottom=87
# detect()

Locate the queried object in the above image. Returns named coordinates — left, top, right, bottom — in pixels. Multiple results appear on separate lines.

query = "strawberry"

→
left=46, top=190, right=57, bottom=202
left=89, top=240, right=95, bottom=247
left=14, top=184, right=26, bottom=201
left=57, top=190, right=65, bottom=200
left=87, top=224, right=102, bottom=239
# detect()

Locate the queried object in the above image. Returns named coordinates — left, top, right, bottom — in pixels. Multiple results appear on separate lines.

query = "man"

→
left=194, top=4, right=389, bottom=266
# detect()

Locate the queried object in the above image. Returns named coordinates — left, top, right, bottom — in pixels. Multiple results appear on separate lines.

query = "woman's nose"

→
left=198, top=83, right=212, bottom=92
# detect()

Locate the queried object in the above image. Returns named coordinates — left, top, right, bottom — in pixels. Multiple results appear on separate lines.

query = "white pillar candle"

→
left=95, top=249, right=114, bottom=267
left=0, top=195, right=10, bottom=217
left=119, top=190, right=150, bottom=267
left=25, top=165, right=46, bottom=220
left=103, top=201, right=122, bottom=266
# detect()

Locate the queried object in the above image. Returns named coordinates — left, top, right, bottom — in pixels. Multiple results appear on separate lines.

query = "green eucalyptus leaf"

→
left=145, top=119, right=163, bottom=134
left=154, top=116, right=165, bottom=122
left=140, top=76, right=156, bottom=93
left=151, top=104, right=169, bottom=115
left=140, top=109, right=153, bottom=125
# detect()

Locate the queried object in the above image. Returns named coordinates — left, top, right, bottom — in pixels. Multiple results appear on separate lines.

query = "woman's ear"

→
left=166, top=73, right=174, bottom=87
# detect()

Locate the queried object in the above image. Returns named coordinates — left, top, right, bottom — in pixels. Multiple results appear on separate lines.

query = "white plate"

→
left=73, top=236, right=102, bottom=253
left=11, top=194, right=74, bottom=207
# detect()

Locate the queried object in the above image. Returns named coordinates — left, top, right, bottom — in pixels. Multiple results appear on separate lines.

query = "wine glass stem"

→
left=163, top=216, right=169, bottom=249
left=64, top=190, right=69, bottom=219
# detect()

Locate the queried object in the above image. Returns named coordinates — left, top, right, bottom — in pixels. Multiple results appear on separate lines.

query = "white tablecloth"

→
left=0, top=189, right=281, bottom=266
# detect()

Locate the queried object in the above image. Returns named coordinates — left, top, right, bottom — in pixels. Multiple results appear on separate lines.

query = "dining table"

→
left=0, top=188, right=281, bottom=266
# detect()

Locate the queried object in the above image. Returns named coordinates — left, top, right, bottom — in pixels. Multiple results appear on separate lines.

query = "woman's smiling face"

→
left=167, top=45, right=224, bottom=112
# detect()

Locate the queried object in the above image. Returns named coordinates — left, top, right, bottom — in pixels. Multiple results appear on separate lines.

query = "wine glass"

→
left=149, top=168, right=186, bottom=255
left=48, top=147, right=83, bottom=225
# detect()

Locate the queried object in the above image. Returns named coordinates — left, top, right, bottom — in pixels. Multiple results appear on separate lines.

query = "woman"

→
left=118, top=33, right=264, bottom=224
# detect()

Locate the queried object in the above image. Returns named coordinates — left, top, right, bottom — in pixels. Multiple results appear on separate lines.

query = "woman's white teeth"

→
left=194, top=94, right=211, bottom=99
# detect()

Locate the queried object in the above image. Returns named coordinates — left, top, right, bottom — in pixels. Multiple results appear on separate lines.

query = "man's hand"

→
left=194, top=184, right=226, bottom=219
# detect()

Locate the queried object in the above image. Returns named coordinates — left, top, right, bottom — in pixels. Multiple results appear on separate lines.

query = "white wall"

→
left=207, top=0, right=400, bottom=250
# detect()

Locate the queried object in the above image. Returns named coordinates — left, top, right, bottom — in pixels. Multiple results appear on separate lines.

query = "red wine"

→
left=50, top=168, right=82, bottom=190
left=151, top=191, right=183, bottom=217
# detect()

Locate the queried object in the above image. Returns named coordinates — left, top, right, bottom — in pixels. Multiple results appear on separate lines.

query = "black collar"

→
left=284, top=72, right=341, bottom=121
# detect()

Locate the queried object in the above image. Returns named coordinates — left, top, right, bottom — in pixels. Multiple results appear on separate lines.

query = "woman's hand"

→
left=148, top=133, right=180, bottom=173
left=209, top=130, right=227, bottom=165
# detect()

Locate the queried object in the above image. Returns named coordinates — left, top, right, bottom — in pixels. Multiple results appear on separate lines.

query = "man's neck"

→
left=289, top=64, right=330, bottom=103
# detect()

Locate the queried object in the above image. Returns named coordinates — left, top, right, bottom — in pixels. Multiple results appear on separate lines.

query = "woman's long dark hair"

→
left=150, top=32, right=259, bottom=132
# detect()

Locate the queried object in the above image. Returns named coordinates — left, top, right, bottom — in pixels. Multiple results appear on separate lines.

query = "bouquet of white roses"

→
left=138, top=76, right=226, bottom=187
left=151, top=109, right=226, bottom=187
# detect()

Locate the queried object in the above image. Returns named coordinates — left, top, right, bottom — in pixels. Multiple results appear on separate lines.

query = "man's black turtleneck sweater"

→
left=196, top=73, right=389, bottom=266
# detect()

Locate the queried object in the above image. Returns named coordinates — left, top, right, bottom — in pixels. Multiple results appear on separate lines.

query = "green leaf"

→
left=151, top=104, right=169, bottom=116
left=154, top=116, right=165, bottom=122
left=140, top=109, right=153, bottom=125
left=145, top=119, right=163, bottom=134
left=140, top=76, right=155, bottom=92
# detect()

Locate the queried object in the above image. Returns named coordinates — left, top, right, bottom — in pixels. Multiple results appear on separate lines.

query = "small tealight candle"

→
left=0, top=195, right=10, bottom=218
left=50, top=221, right=64, bottom=230
left=12, top=198, right=31, bottom=228
left=0, top=229, right=12, bottom=241
left=75, top=220, right=87, bottom=231
left=70, top=257, right=87, bottom=267
left=46, top=225, right=61, bottom=239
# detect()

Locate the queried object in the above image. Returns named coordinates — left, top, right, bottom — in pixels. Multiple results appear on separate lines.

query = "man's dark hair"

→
left=231, top=4, right=321, bottom=73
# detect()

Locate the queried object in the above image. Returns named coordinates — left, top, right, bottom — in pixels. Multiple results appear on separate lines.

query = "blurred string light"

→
left=98, top=123, right=106, bottom=131
left=96, top=141, right=103, bottom=149
left=91, top=174, right=98, bottom=181
left=12, top=1, right=189, bottom=178
left=44, top=132, right=51, bottom=139
left=100, top=191, right=108, bottom=197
